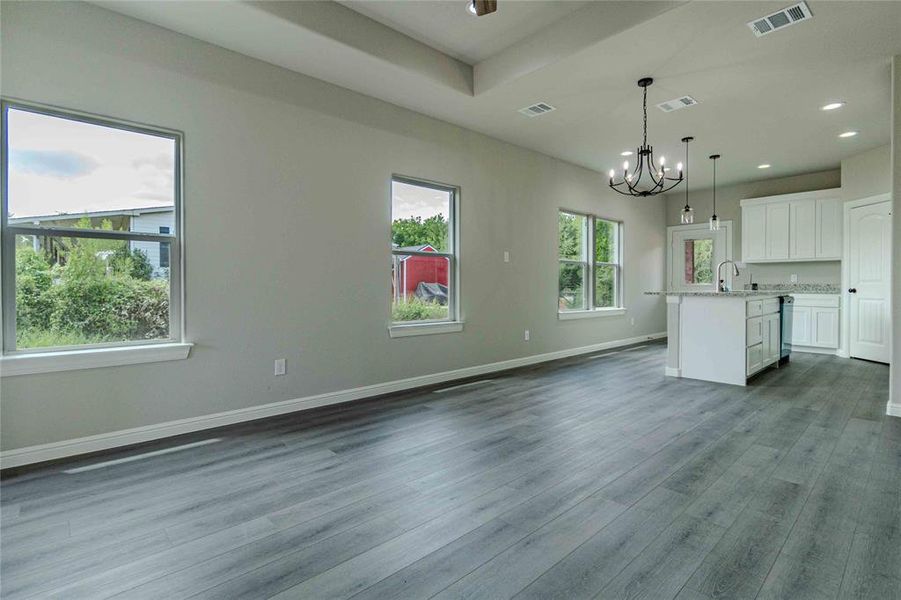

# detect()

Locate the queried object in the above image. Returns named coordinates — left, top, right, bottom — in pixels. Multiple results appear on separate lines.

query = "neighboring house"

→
left=391, top=244, right=449, bottom=302
left=10, top=206, right=175, bottom=278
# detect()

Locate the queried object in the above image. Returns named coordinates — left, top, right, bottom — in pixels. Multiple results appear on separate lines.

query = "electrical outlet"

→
left=274, top=358, right=286, bottom=376
left=790, top=274, right=798, bottom=283
left=503, top=251, right=510, bottom=263
left=524, top=329, right=530, bottom=341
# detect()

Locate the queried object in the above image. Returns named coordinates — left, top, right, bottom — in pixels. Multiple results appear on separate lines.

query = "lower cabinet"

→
left=790, top=295, right=840, bottom=351
left=747, top=310, right=781, bottom=377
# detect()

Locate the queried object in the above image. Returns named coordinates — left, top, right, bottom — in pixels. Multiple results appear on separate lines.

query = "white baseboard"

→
left=887, top=403, right=901, bottom=418
left=791, top=346, right=839, bottom=356
left=0, top=332, right=666, bottom=469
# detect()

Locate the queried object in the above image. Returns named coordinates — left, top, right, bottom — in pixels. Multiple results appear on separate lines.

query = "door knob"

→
left=848, top=288, right=857, bottom=293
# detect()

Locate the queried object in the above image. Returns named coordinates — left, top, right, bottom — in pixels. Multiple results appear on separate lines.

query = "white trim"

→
left=666, top=221, right=734, bottom=291
left=0, top=342, right=193, bottom=377
left=558, top=308, right=626, bottom=320
left=790, top=345, right=839, bottom=356
left=665, top=367, right=681, bottom=377
left=840, top=193, right=892, bottom=360
left=739, top=188, right=841, bottom=208
left=887, top=403, right=901, bottom=418
left=388, top=321, right=464, bottom=338
left=0, top=332, right=665, bottom=468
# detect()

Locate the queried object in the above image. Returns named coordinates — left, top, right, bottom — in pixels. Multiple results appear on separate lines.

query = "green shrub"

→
left=392, top=297, right=448, bottom=322
left=14, top=239, right=169, bottom=349
left=15, top=248, right=54, bottom=333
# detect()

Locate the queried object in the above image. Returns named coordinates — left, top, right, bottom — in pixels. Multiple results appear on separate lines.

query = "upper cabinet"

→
left=741, top=189, right=841, bottom=263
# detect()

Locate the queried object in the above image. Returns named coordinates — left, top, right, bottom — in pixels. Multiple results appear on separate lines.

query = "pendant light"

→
left=608, top=78, right=684, bottom=197
left=709, top=154, right=721, bottom=231
left=680, top=136, right=694, bottom=224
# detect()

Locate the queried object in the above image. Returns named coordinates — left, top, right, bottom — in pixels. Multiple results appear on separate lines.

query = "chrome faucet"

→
left=715, top=260, right=740, bottom=293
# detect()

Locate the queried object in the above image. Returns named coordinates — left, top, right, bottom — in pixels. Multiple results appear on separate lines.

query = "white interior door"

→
left=668, top=224, right=731, bottom=292
left=848, top=201, right=892, bottom=363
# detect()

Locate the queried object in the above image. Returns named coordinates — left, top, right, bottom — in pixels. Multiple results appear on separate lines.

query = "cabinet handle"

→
left=848, top=288, right=857, bottom=294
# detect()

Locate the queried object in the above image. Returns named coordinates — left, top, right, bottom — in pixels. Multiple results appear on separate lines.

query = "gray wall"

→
left=665, top=169, right=843, bottom=284
left=0, top=2, right=667, bottom=451
left=842, top=145, right=892, bottom=204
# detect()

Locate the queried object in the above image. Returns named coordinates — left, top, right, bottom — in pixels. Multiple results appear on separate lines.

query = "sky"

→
left=7, top=108, right=175, bottom=219
left=392, top=180, right=449, bottom=221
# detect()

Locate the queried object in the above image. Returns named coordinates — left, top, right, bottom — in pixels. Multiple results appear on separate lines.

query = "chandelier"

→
left=609, top=77, right=685, bottom=197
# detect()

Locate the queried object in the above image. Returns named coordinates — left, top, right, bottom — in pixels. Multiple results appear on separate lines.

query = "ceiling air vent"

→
left=748, top=1, right=812, bottom=38
left=656, top=96, right=698, bottom=113
left=518, top=102, right=556, bottom=118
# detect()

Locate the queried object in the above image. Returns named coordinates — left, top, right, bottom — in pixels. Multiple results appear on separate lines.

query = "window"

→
left=683, top=238, right=713, bottom=285
left=159, top=226, right=171, bottom=269
left=558, top=210, right=622, bottom=313
left=390, top=176, right=458, bottom=327
left=1, top=101, right=182, bottom=353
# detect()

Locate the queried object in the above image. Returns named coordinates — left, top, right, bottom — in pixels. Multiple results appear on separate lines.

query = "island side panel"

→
left=680, top=296, right=747, bottom=386
left=665, top=295, right=682, bottom=377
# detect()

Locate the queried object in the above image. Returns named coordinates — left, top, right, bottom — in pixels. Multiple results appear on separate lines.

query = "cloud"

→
left=9, top=149, right=99, bottom=178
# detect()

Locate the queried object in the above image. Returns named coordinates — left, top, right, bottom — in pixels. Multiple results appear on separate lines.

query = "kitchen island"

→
left=646, top=291, right=787, bottom=386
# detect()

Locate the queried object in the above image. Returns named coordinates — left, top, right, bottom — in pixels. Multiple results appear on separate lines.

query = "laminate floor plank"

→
left=0, top=343, right=893, bottom=600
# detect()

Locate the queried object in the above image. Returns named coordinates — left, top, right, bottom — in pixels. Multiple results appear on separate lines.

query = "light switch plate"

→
left=274, top=358, right=286, bottom=376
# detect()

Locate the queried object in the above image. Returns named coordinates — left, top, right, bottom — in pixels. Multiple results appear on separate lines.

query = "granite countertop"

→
left=644, top=291, right=787, bottom=297
left=745, top=283, right=840, bottom=294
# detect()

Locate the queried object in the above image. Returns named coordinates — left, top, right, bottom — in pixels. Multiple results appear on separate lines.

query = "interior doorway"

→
left=667, top=222, right=733, bottom=292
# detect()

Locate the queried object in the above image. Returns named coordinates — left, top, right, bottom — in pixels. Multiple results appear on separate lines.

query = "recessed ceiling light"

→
left=620, top=151, right=633, bottom=156
left=758, top=164, right=771, bottom=169
left=838, top=130, right=858, bottom=138
left=821, top=102, right=845, bottom=111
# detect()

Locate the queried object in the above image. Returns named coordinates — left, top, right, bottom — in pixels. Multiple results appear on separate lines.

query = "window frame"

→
left=557, top=209, right=624, bottom=317
left=389, top=174, right=460, bottom=333
left=0, top=98, right=185, bottom=356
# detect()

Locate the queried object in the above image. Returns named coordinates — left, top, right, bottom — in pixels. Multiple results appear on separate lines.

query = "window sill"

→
left=389, top=321, right=464, bottom=338
left=1, top=342, right=193, bottom=377
left=558, top=308, right=627, bottom=321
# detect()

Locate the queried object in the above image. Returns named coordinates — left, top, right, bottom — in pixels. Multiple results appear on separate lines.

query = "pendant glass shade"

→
left=708, top=154, right=721, bottom=232
left=681, top=205, right=694, bottom=224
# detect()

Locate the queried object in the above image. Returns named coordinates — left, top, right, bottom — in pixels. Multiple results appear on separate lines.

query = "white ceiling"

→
left=339, top=0, right=590, bottom=64
left=96, top=0, right=901, bottom=188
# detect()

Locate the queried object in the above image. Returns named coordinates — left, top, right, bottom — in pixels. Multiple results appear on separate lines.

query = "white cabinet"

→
left=741, top=189, right=841, bottom=263
left=815, top=197, right=842, bottom=259
left=789, top=200, right=816, bottom=259
left=765, top=203, right=790, bottom=260
left=791, top=306, right=812, bottom=346
left=746, top=299, right=781, bottom=377
left=743, top=204, right=767, bottom=261
left=791, top=294, right=840, bottom=351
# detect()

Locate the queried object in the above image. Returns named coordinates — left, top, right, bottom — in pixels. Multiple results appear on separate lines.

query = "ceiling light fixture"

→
left=620, top=151, right=634, bottom=157
left=758, top=164, right=771, bottom=169
left=709, top=154, right=721, bottom=231
left=821, top=102, right=845, bottom=111
left=680, top=137, right=694, bottom=224
left=609, top=78, right=684, bottom=197
left=838, top=130, right=858, bottom=138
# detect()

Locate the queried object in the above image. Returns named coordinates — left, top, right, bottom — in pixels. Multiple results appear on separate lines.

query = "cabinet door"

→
left=812, top=307, right=839, bottom=348
left=792, top=306, right=812, bottom=346
left=760, top=317, right=771, bottom=364
left=765, top=203, right=790, bottom=260
left=747, top=343, right=763, bottom=376
left=768, top=314, right=781, bottom=362
left=816, top=197, right=842, bottom=259
left=790, top=200, right=816, bottom=259
left=742, top=204, right=767, bottom=261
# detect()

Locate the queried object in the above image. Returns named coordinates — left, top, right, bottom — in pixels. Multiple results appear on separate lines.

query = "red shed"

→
left=392, top=244, right=449, bottom=301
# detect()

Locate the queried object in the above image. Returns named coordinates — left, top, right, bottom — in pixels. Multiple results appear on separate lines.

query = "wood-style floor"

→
left=2, top=343, right=899, bottom=599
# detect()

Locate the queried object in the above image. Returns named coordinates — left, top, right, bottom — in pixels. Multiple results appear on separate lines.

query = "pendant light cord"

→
left=712, top=158, right=717, bottom=215
left=642, top=85, right=648, bottom=148
left=684, top=139, right=689, bottom=208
